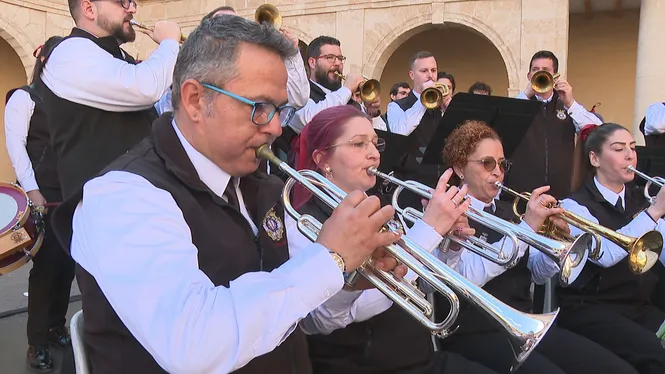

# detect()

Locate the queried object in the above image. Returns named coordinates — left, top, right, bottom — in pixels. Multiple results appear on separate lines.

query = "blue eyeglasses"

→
left=201, top=83, right=296, bottom=126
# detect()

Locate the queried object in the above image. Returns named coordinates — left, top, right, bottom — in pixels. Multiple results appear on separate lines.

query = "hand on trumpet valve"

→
left=522, top=185, right=564, bottom=232
left=316, top=191, right=401, bottom=272
left=553, top=79, right=574, bottom=107
left=341, top=71, right=365, bottom=93
left=135, top=20, right=182, bottom=44
left=421, top=169, right=472, bottom=236
left=646, top=185, right=665, bottom=220
left=279, top=28, right=299, bottom=48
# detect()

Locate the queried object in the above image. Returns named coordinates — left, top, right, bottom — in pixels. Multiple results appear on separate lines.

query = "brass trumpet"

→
left=129, top=19, right=187, bottom=43
left=369, top=169, right=590, bottom=286
left=420, top=83, right=451, bottom=109
left=495, top=182, right=603, bottom=262
left=334, top=72, right=381, bottom=102
left=257, top=145, right=558, bottom=372
left=628, top=165, right=665, bottom=205
left=497, top=182, right=663, bottom=275
left=531, top=70, right=560, bottom=94
left=255, top=4, right=282, bottom=29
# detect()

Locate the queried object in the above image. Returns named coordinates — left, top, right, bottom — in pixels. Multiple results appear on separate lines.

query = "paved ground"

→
left=0, top=262, right=81, bottom=374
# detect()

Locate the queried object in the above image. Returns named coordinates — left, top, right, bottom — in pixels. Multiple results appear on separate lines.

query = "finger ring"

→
left=452, top=199, right=460, bottom=208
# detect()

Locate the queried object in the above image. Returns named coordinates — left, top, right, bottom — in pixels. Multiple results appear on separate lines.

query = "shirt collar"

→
left=535, top=92, right=554, bottom=103
left=171, top=119, right=233, bottom=199
left=593, top=176, right=626, bottom=209
left=467, top=194, right=496, bottom=213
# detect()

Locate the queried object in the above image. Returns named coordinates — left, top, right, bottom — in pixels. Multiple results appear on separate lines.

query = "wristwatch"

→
left=328, top=251, right=348, bottom=279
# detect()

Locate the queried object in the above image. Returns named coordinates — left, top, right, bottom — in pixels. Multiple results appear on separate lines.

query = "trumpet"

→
left=369, top=169, right=519, bottom=267
left=369, top=169, right=590, bottom=286
left=129, top=19, right=187, bottom=43
left=257, top=145, right=558, bottom=372
left=497, top=181, right=663, bottom=275
left=495, top=182, right=603, bottom=262
left=255, top=4, right=282, bottom=29
left=531, top=70, right=560, bottom=94
left=628, top=165, right=665, bottom=205
left=334, top=72, right=381, bottom=102
left=420, top=83, right=451, bottom=109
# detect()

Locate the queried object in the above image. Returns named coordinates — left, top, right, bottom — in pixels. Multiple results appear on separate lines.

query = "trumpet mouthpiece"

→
left=256, top=144, right=282, bottom=166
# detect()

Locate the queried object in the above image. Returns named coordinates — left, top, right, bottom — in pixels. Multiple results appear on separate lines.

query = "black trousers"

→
left=558, top=304, right=665, bottom=374
left=27, top=212, right=76, bottom=346
left=397, top=350, right=500, bottom=374
left=440, top=325, right=638, bottom=374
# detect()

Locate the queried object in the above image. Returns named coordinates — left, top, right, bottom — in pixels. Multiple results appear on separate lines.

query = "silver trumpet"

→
left=257, top=145, right=559, bottom=372
left=628, top=165, right=665, bottom=205
left=369, top=169, right=520, bottom=267
left=369, top=168, right=590, bottom=287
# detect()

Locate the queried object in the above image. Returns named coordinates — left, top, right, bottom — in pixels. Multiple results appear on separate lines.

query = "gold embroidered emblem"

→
left=262, top=208, right=284, bottom=241
left=556, top=109, right=567, bottom=120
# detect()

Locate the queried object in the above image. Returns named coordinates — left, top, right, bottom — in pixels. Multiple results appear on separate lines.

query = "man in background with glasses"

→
left=40, top=0, right=181, bottom=200
left=51, top=16, right=403, bottom=373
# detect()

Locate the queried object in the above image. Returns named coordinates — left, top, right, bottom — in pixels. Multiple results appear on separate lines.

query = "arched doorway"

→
left=0, top=35, right=28, bottom=181
left=378, top=23, right=509, bottom=109
left=298, top=39, right=310, bottom=77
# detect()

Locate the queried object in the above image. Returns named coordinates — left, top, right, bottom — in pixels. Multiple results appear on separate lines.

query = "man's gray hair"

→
left=172, top=15, right=297, bottom=112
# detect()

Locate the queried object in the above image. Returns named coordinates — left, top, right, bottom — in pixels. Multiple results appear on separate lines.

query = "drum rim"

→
left=0, top=182, right=30, bottom=236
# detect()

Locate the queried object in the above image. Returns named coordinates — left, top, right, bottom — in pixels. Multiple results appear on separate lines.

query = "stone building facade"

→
left=1, top=0, right=663, bottom=181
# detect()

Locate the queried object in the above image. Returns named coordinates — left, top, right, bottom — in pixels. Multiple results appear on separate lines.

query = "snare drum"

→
left=0, top=182, right=45, bottom=275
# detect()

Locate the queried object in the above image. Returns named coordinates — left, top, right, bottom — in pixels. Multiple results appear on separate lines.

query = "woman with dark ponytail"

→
left=4, top=35, right=75, bottom=373
left=558, top=123, right=665, bottom=374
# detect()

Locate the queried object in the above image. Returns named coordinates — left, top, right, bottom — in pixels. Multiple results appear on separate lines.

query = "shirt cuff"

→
left=407, top=219, right=444, bottom=253
left=287, top=242, right=345, bottom=308
left=19, top=175, right=39, bottom=193
left=320, top=289, right=363, bottom=312
left=633, top=211, right=659, bottom=229
left=159, top=39, right=180, bottom=53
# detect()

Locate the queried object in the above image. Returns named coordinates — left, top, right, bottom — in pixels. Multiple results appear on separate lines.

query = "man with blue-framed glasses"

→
left=51, top=15, right=402, bottom=374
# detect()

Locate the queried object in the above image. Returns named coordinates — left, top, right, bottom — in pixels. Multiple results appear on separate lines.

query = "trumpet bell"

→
left=531, top=70, right=560, bottom=94
left=628, top=230, right=663, bottom=274
left=510, top=310, right=558, bottom=372
left=359, top=79, right=381, bottom=102
left=420, top=84, right=450, bottom=109
left=255, top=4, right=282, bottom=29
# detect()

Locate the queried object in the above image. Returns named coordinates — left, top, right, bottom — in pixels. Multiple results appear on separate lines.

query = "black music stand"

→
left=421, top=92, right=542, bottom=166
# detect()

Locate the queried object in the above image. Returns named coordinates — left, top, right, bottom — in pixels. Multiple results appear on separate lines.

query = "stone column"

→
left=633, top=0, right=665, bottom=144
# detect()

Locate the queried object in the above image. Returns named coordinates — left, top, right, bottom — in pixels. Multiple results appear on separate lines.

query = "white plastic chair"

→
left=70, top=309, right=91, bottom=374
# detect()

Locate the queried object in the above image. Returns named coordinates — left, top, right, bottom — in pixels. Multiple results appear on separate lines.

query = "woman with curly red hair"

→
left=436, top=120, right=638, bottom=374
left=555, top=123, right=665, bottom=373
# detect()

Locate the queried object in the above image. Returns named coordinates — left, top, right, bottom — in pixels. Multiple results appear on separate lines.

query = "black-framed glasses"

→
left=201, top=83, right=296, bottom=126
left=325, top=136, right=386, bottom=152
left=468, top=157, right=512, bottom=173
left=91, top=0, right=137, bottom=10
left=314, top=54, right=347, bottom=64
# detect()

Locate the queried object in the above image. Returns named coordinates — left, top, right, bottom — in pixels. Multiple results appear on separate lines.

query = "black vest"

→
left=42, top=27, right=157, bottom=199
left=436, top=200, right=532, bottom=336
left=504, top=93, right=576, bottom=199
left=50, top=114, right=311, bottom=374
left=299, top=198, right=434, bottom=374
left=393, top=93, right=444, bottom=209
left=639, top=103, right=665, bottom=147
left=557, top=178, right=662, bottom=310
left=5, top=81, right=61, bottom=202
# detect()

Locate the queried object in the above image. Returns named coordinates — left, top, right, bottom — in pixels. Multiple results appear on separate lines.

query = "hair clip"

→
left=33, top=45, right=44, bottom=58
left=580, top=124, right=599, bottom=143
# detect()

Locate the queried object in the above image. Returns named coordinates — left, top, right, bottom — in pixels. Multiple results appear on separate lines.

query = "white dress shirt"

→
left=440, top=195, right=560, bottom=287
left=291, top=214, right=444, bottom=335
left=70, top=120, right=346, bottom=373
left=644, top=102, right=665, bottom=136
left=154, top=53, right=309, bottom=115
left=4, top=89, right=39, bottom=192
left=41, top=29, right=178, bottom=112
left=290, top=80, right=353, bottom=133
left=561, top=177, right=665, bottom=268
left=515, top=91, right=603, bottom=132
left=385, top=91, right=428, bottom=136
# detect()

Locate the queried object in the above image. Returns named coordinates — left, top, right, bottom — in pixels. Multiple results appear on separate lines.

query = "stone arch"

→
left=284, top=27, right=314, bottom=45
left=366, top=11, right=520, bottom=94
left=0, top=16, right=36, bottom=80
